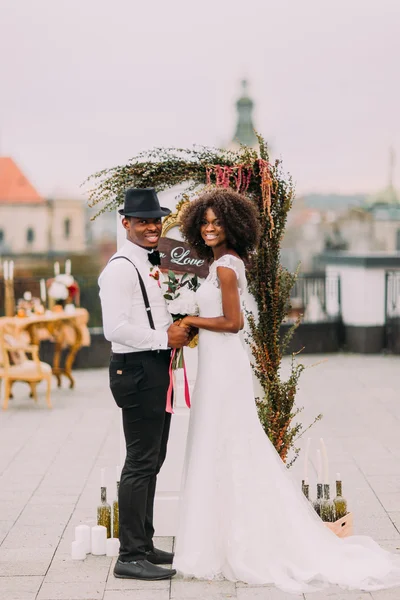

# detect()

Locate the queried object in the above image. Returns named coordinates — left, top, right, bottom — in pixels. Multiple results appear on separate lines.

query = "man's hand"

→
left=167, top=322, right=190, bottom=348
left=178, top=318, right=198, bottom=346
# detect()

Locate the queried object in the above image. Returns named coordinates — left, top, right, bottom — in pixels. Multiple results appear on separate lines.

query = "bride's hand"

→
left=179, top=317, right=192, bottom=329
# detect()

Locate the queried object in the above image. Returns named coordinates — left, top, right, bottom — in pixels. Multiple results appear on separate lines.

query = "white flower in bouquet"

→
left=167, top=287, right=199, bottom=318
left=48, top=280, right=69, bottom=300
left=55, top=274, right=74, bottom=287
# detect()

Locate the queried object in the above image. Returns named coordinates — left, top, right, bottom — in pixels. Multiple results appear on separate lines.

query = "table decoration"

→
left=3, top=260, right=15, bottom=317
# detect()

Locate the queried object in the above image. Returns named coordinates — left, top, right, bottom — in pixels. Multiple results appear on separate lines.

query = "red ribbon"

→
left=166, top=349, right=191, bottom=414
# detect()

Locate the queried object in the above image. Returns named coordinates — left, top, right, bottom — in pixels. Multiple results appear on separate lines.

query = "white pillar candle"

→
left=3, top=260, right=8, bottom=281
left=75, top=524, right=91, bottom=554
left=71, top=539, right=86, bottom=560
left=40, top=279, right=46, bottom=303
left=54, top=261, right=60, bottom=276
left=106, top=537, right=120, bottom=557
left=9, top=261, right=14, bottom=281
left=303, top=437, right=311, bottom=480
left=116, top=465, right=121, bottom=482
left=336, top=472, right=341, bottom=481
left=91, top=525, right=107, bottom=555
left=320, top=437, right=329, bottom=484
left=65, top=259, right=71, bottom=275
left=100, top=468, right=106, bottom=488
left=316, top=449, right=323, bottom=483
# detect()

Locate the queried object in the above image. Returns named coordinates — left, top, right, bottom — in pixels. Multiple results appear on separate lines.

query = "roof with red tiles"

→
left=0, top=157, right=45, bottom=204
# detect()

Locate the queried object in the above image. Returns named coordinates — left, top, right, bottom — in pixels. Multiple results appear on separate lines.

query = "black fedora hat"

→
left=118, top=188, right=171, bottom=218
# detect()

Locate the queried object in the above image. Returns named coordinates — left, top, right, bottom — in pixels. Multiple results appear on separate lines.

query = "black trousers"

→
left=109, top=349, right=171, bottom=562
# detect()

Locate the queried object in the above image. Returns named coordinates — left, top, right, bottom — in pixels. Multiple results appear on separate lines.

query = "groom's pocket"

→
left=109, top=362, right=147, bottom=408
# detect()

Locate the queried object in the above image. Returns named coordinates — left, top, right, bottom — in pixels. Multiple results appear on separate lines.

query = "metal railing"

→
left=385, top=270, right=400, bottom=353
left=386, top=271, right=400, bottom=319
left=288, top=273, right=341, bottom=323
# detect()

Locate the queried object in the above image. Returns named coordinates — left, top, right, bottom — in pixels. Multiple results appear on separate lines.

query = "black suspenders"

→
left=108, top=256, right=155, bottom=330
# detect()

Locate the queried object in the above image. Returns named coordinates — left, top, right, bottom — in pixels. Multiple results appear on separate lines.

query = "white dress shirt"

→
left=98, top=240, right=172, bottom=353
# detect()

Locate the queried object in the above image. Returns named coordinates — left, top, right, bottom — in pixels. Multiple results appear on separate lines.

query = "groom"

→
left=99, top=188, right=189, bottom=580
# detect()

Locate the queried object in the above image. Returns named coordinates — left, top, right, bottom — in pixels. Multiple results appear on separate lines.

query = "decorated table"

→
left=0, top=308, right=90, bottom=389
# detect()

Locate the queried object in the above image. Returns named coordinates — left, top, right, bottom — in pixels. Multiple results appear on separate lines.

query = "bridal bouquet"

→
left=164, top=271, right=199, bottom=318
left=163, top=271, right=200, bottom=367
left=163, top=271, right=199, bottom=414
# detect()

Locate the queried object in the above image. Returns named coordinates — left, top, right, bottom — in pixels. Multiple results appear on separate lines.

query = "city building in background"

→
left=282, top=150, right=400, bottom=272
left=0, top=157, right=86, bottom=261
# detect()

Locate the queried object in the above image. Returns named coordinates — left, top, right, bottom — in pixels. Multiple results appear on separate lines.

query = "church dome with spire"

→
left=227, top=80, right=258, bottom=150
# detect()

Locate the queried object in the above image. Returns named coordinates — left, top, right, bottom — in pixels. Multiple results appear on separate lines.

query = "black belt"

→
left=111, top=350, right=170, bottom=362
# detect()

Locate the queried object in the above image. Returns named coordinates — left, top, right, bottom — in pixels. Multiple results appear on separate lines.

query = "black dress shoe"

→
left=113, top=559, right=176, bottom=580
left=145, top=547, right=174, bottom=564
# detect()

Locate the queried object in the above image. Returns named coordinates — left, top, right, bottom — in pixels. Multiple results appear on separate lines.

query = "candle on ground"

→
left=100, top=468, right=106, bottom=488
left=320, top=438, right=329, bottom=485
left=91, top=525, right=107, bottom=555
left=71, top=540, right=86, bottom=560
left=106, top=537, right=120, bottom=557
left=75, top=524, right=91, bottom=554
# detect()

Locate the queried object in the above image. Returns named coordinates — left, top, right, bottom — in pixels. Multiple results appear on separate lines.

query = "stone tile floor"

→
left=1, top=354, right=400, bottom=600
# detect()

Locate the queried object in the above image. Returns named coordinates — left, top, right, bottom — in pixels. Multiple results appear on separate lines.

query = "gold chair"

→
left=0, top=333, right=52, bottom=410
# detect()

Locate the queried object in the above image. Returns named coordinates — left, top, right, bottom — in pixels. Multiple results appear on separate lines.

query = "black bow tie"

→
left=148, top=250, right=161, bottom=267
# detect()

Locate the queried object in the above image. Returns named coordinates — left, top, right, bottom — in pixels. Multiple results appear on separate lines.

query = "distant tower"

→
left=367, top=146, right=399, bottom=206
left=229, top=80, right=258, bottom=149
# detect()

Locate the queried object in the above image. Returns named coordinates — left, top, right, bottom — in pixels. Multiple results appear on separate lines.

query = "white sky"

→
left=1, top=0, right=399, bottom=199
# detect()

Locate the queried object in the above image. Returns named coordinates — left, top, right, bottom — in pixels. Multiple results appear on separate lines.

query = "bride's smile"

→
left=200, top=208, right=226, bottom=248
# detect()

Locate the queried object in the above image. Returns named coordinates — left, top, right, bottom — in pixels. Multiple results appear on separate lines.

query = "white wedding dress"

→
left=173, top=254, right=400, bottom=594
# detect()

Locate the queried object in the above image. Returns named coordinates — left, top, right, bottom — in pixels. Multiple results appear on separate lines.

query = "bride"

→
left=172, top=187, right=400, bottom=594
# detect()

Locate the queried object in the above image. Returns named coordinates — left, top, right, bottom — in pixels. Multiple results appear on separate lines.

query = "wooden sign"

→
left=158, top=237, right=209, bottom=278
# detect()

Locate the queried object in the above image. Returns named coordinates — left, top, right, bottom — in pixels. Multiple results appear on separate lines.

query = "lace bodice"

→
left=206, top=255, right=246, bottom=292
left=196, top=255, right=247, bottom=319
